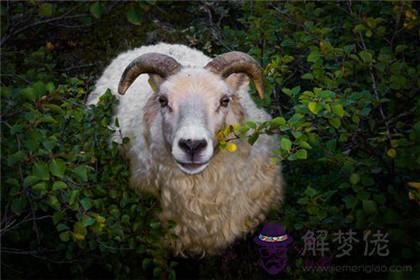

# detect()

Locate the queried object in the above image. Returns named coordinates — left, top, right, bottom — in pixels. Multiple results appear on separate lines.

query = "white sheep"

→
left=87, top=43, right=283, bottom=256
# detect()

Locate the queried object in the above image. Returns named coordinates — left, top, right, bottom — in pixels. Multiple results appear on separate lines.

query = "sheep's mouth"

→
left=176, top=160, right=209, bottom=174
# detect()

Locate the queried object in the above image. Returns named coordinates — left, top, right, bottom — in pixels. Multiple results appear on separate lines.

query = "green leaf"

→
left=328, top=118, right=341, bottom=129
left=46, top=82, right=55, bottom=93
left=353, top=24, right=365, bottom=33
left=68, top=190, right=80, bottom=207
left=38, top=3, right=53, bottom=17
left=127, top=7, right=142, bottom=25
left=362, top=200, right=377, bottom=214
left=308, top=102, right=321, bottom=114
left=7, top=151, right=26, bottom=167
left=142, top=258, right=152, bottom=270
left=270, top=117, right=286, bottom=128
left=24, top=176, right=41, bottom=187
left=297, top=197, right=308, bottom=205
left=32, top=182, right=48, bottom=196
left=72, top=165, right=88, bottom=182
left=169, top=270, right=176, bottom=280
left=50, top=159, right=65, bottom=178
left=343, top=196, right=357, bottom=209
left=33, top=162, right=50, bottom=181
left=307, top=206, right=318, bottom=215
left=11, top=197, right=28, bottom=215
left=350, top=173, right=360, bottom=185
left=52, top=211, right=64, bottom=225
left=153, top=267, right=162, bottom=278
left=59, top=231, right=71, bottom=242
left=52, top=181, right=68, bottom=190
left=246, top=121, right=256, bottom=129
left=280, top=137, right=292, bottom=151
left=90, top=2, right=105, bottom=19
left=343, top=44, right=355, bottom=54
left=297, top=140, right=311, bottom=149
left=301, top=73, right=314, bottom=80
left=294, top=149, right=308, bottom=159
left=395, top=44, right=407, bottom=53
left=150, top=221, right=160, bottom=229
left=307, top=50, right=320, bottom=63
left=332, top=104, right=345, bottom=118
left=359, top=50, right=373, bottom=64
left=56, top=223, right=69, bottom=232
left=81, top=215, right=95, bottom=227
left=32, top=81, right=47, bottom=99
left=73, top=222, right=87, bottom=237
left=6, top=178, right=19, bottom=188
left=281, top=88, right=292, bottom=96
left=48, top=195, right=60, bottom=210
left=44, top=104, right=63, bottom=114
left=80, top=197, right=92, bottom=211
left=319, top=90, right=336, bottom=100
left=248, top=133, right=259, bottom=145
left=121, top=214, right=130, bottom=224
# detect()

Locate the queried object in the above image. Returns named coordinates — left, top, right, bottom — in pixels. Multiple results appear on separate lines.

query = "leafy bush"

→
left=216, top=2, right=420, bottom=278
left=2, top=1, right=419, bottom=279
left=1, top=47, right=177, bottom=279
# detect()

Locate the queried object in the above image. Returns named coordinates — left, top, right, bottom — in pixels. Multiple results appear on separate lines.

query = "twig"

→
left=390, top=4, right=404, bottom=49
left=59, top=63, right=97, bottom=73
left=1, top=247, right=77, bottom=264
left=1, top=13, right=88, bottom=47
left=0, top=215, right=51, bottom=236
left=346, top=0, right=392, bottom=143
left=202, top=4, right=232, bottom=52
left=357, top=32, right=392, bottom=143
left=0, top=73, right=32, bottom=84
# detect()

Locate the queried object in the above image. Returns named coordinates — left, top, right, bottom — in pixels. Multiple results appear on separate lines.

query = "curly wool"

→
left=88, top=43, right=283, bottom=256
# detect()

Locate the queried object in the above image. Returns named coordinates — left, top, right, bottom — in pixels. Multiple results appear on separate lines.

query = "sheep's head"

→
left=118, top=52, right=264, bottom=175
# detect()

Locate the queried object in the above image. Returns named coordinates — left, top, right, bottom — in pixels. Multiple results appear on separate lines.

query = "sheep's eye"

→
left=220, top=96, right=230, bottom=107
left=158, top=96, right=168, bottom=107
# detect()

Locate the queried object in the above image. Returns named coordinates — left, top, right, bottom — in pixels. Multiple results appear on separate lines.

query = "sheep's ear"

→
left=224, top=73, right=248, bottom=94
left=148, top=74, right=165, bottom=93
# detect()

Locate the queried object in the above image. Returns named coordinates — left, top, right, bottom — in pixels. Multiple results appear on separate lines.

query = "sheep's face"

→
left=153, top=69, right=245, bottom=175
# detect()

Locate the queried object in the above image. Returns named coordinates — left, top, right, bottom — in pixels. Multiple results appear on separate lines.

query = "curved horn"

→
left=118, top=53, right=181, bottom=95
left=204, top=51, right=265, bottom=99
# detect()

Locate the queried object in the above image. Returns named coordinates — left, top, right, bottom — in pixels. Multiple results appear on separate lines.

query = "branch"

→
left=1, top=13, right=88, bottom=47
left=390, top=4, right=404, bottom=49
left=357, top=32, right=392, bottom=143
left=58, top=63, right=97, bottom=73
left=345, top=0, right=392, bottom=143
left=0, top=215, right=51, bottom=236
left=1, top=247, right=77, bottom=264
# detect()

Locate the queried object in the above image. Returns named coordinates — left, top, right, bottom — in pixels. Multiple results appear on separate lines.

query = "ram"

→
left=87, top=43, right=283, bottom=256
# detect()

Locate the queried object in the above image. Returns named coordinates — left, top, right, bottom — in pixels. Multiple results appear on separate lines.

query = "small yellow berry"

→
left=405, top=10, right=414, bottom=19
left=73, top=233, right=85, bottom=241
left=226, top=143, right=237, bottom=152
left=387, top=148, right=397, bottom=158
left=408, top=191, right=414, bottom=200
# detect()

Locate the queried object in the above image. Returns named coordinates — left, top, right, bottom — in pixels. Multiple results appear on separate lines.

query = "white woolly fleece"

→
left=88, top=43, right=283, bottom=256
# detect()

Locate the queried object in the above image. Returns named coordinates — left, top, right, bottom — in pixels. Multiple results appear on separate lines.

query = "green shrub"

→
left=2, top=1, right=419, bottom=279
left=1, top=47, right=176, bottom=279
left=218, top=1, right=419, bottom=278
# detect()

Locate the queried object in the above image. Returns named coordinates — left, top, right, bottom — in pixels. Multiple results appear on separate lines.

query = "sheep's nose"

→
left=178, top=139, right=208, bottom=154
